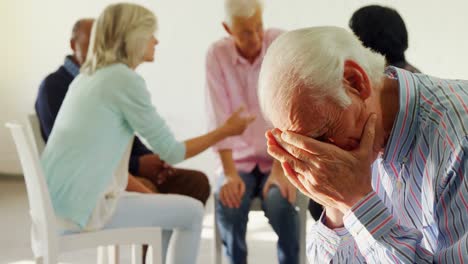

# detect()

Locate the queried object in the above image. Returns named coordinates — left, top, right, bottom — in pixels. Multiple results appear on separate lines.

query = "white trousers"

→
left=103, top=193, right=204, bottom=264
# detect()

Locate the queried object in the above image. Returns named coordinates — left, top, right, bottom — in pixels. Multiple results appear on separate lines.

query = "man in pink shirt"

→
left=206, top=1, right=299, bottom=263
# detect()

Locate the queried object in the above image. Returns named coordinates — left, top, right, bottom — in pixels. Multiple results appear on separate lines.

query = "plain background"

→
left=1, top=0, right=467, bottom=178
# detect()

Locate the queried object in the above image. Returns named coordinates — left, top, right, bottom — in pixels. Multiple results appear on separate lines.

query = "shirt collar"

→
left=382, top=66, right=420, bottom=164
left=64, top=55, right=80, bottom=77
left=229, top=38, right=266, bottom=67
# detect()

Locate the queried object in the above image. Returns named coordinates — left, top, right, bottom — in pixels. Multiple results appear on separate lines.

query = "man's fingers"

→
left=358, top=113, right=377, bottom=157
left=271, top=129, right=325, bottom=164
left=267, top=180, right=287, bottom=200
left=281, top=162, right=310, bottom=197
left=288, top=185, right=297, bottom=204
left=281, top=183, right=292, bottom=204
left=268, top=145, right=312, bottom=177
left=281, top=131, right=335, bottom=156
left=236, top=181, right=245, bottom=206
left=233, top=105, right=245, bottom=115
left=266, top=130, right=282, bottom=148
left=219, top=189, right=228, bottom=207
left=246, top=115, right=256, bottom=123
left=262, top=181, right=270, bottom=199
left=278, top=182, right=288, bottom=200
left=295, top=173, right=329, bottom=207
left=225, top=188, right=238, bottom=208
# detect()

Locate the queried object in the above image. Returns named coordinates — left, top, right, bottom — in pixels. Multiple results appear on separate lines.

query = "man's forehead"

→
left=280, top=101, right=327, bottom=138
left=232, top=9, right=262, bottom=26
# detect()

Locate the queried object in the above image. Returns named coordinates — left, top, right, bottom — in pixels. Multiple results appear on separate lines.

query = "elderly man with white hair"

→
left=205, top=0, right=300, bottom=263
left=259, top=26, right=468, bottom=263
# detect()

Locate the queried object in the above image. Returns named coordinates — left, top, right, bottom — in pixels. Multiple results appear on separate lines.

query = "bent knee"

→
left=183, top=196, right=205, bottom=225
left=194, top=171, right=211, bottom=204
left=215, top=199, right=249, bottom=222
left=264, top=187, right=295, bottom=209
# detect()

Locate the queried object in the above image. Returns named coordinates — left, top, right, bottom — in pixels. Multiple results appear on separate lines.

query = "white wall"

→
left=1, top=0, right=467, bottom=177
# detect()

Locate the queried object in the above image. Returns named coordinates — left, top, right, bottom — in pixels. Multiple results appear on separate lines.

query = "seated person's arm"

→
left=112, top=75, right=253, bottom=165
left=35, top=77, right=69, bottom=141
left=217, top=149, right=245, bottom=208
left=184, top=107, right=254, bottom=159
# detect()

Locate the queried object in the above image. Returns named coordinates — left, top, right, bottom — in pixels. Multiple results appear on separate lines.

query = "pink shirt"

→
left=205, top=28, right=284, bottom=174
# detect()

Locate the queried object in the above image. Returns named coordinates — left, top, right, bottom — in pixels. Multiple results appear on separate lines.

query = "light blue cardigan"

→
left=41, top=63, right=186, bottom=228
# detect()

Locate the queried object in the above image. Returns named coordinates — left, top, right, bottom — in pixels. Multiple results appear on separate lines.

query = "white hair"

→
left=81, top=3, right=157, bottom=74
left=224, top=0, right=264, bottom=27
left=258, top=26, right=385, bottom=123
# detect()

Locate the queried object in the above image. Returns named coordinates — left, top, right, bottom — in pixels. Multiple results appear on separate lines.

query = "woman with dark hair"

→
left=349, top=5, right=420, bottom=73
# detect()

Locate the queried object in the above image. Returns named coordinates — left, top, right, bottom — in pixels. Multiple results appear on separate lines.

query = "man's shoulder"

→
left=416, top=75, right=468, bottom=140
left=265, top=28, right=285, bottom=38
left=207, top=36, right=233, bottom=56
left=39, top=66, right=73, bottom=91
left=265, top=28, right=285, bottom=45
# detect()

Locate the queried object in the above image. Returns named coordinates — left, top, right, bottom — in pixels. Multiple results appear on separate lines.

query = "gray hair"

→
left=224, top=0, right=263, bottom=27
left=81, top=3, right=157, bottom=74
left=258, top=26, right=385, bottom=123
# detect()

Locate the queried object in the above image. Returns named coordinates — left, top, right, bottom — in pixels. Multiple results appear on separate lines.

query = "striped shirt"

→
left=307, top=67, right=468, bottom=263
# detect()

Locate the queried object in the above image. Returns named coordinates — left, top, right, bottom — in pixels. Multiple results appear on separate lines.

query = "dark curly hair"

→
left=349, top=5, right=408, bottom=65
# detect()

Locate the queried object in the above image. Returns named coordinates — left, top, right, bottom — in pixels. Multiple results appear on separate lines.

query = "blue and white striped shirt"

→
left=307, top=67, right=468, bottom=263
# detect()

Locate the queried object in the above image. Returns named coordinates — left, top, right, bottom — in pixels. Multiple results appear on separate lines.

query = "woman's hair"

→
left=81, top=3, right=157, bottom=74
left=349, top=5, right=408, bottom=65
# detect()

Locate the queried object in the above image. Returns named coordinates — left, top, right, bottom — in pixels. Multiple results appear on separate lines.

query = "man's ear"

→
left=222, top=22, right=232, bottom=36
left=343, top=60, right=371, bottom=100
left=70, top=39, right=76, bottom=53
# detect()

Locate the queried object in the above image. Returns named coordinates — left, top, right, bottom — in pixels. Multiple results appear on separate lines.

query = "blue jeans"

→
left=215, top=166, right=300, bottom=264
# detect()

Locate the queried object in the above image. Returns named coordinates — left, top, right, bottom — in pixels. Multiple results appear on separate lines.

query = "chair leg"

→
left=131, top=244, right=143, bottom=264
left=43, top=252, right=58, bottom=264
left=97, top=246, right=108, bottom=264
left=148, top=229, right=164, bottom=264
left=107, top=245, right=119, bottom=264
left=148, top=244, right=164, bottom=264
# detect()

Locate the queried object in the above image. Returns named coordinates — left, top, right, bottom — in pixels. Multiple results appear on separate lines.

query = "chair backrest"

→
left=6, top=122, right=58, bottom=251
left=27, top=113, right=45, bottom=155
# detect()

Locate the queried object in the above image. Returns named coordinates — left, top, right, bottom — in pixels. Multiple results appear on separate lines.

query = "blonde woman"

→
left=40, top=3, right=254, bottom=263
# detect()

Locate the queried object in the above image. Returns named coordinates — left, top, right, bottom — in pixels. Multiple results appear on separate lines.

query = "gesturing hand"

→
left=222, top=106, right=256, bottom=136
left=266, top=114, right=378, bottom=213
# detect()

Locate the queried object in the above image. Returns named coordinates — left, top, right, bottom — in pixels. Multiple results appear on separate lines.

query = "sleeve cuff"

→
left=343, top=191, right=396, bottom=254
left=307, top=212, right=353, bottom=262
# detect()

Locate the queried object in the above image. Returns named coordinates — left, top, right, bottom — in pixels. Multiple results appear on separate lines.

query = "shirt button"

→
left=402, top=157, right=408, bottom=163
left=397, top=181, right=403, bottom=190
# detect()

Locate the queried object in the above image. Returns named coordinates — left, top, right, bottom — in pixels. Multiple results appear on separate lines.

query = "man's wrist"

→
left=225, top=172, right=240, bottom=180
left=338, top=189, right=374, bottom=214
left=323, top=206, right=344, bottom=229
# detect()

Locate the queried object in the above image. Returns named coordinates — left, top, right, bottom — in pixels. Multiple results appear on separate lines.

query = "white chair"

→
left=213, top=191, right=309, bottom=264
left=27, top=113, right=45, bottom=155
left=6, top=121, right=163, bottom=264
left=27, top=113, right=153, bottom=263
